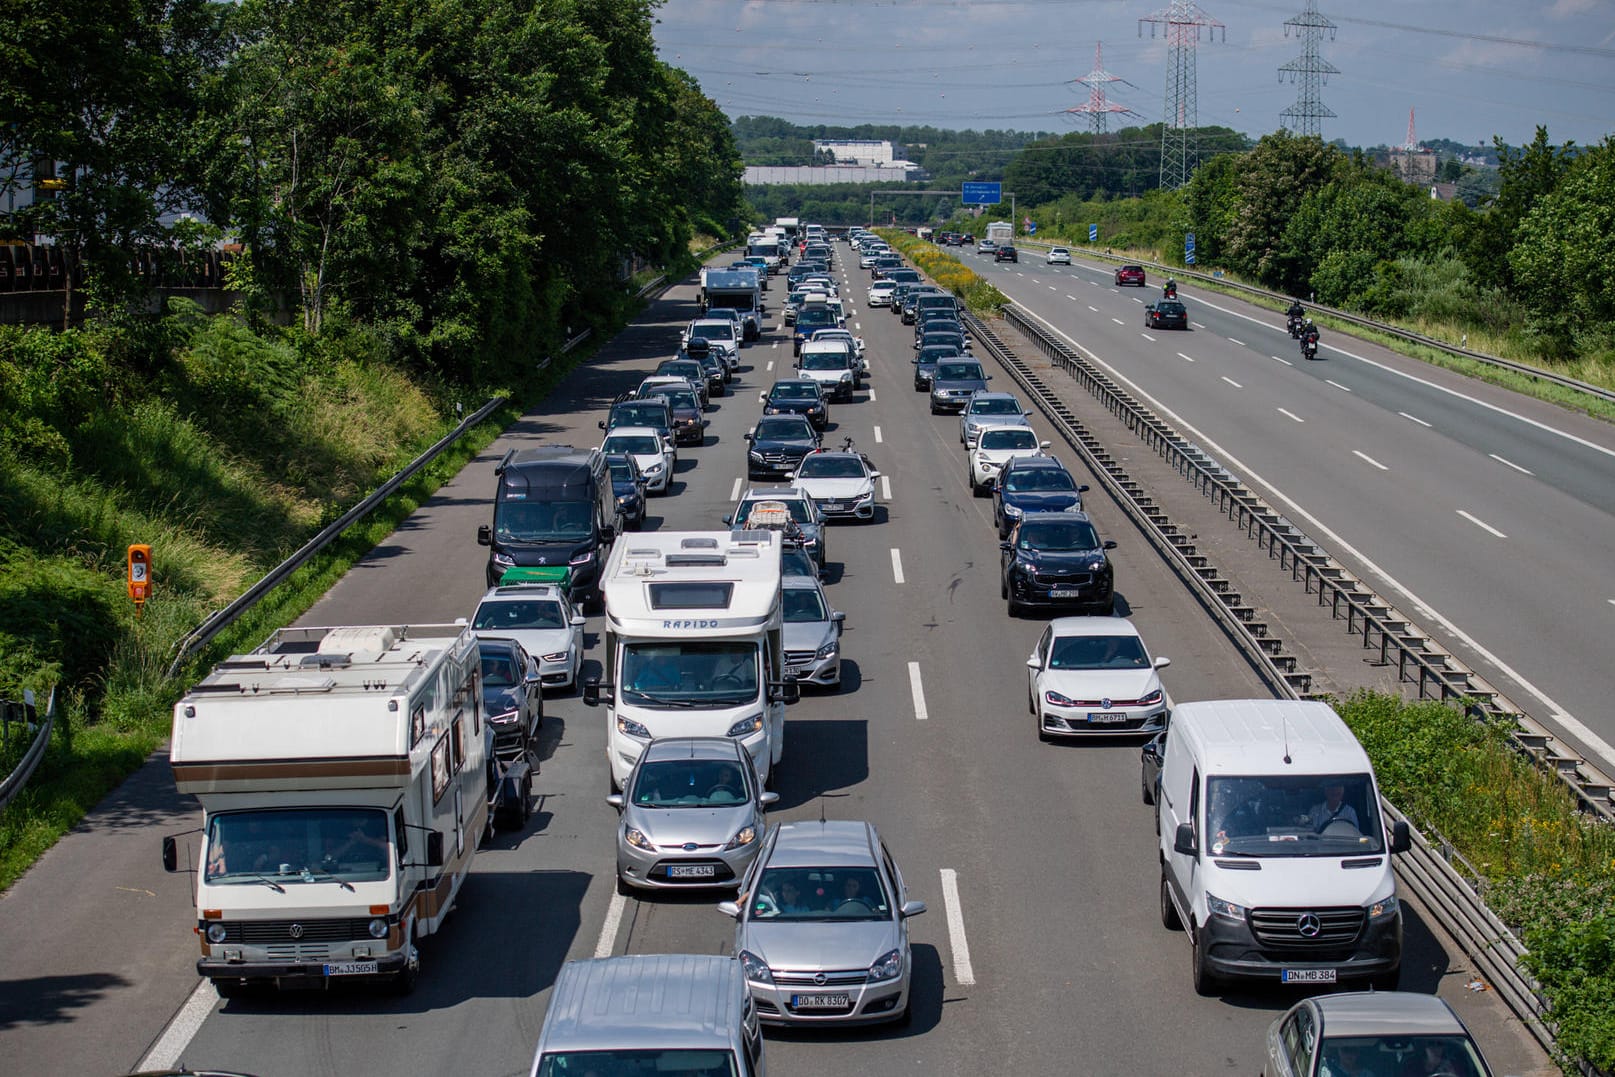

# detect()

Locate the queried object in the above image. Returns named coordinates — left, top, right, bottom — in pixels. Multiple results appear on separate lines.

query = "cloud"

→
left=1548, top=0, right=1601, bottom=16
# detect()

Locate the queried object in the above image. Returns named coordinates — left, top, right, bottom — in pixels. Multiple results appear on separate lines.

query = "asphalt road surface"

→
left=0, top=248, right=1552, bottom=1077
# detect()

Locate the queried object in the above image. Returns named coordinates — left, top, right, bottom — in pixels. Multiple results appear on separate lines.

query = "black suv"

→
left=1000, top=511, right=1117, bottom=617
left=994, top=246, right=1019, bottom=263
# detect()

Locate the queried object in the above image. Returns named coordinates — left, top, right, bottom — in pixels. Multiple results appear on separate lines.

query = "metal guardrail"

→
left=0, top=689, right=57, bottom=811
left=977, top=301, right=1565, bottom=1059
left=1010, top=237, right=1615, bottom=407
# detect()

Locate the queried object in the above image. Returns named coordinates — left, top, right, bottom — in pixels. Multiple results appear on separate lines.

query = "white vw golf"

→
left=1025, top=617, right=1171, bottom=740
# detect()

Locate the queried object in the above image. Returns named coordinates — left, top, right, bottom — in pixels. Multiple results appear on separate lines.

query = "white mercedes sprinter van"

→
left=1155, top=699, right=1411, bottom=995
left=529, top=954, right=765, bottom=1077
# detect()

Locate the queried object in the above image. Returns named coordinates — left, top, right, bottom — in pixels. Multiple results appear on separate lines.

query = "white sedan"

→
left=788, top=450, right=880, bottom=521
left=469, top=584, right=587, bottom=691
left=867, top=280, right=897, bottom=307
left=968, top=425, right=1047, bottom=495
left=1046, top=246, right=1072, bottom=265
left=601, top=426, right=674, bottom=494
left=1025, top=617, right=1171, bottom=740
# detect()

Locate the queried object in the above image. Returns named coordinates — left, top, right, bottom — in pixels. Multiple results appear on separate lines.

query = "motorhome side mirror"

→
left=1389, top=819, right=1412, bottom=855
left=1173, top=823, right=1198, bottom=858
left=716, top=900, right=742, bottom=919
left=426, top=831, right=445, bottom=868
left=162, top=835, right=178, bottom=873
left=760, top=792, right=780, bottom=809
left=600, top=524, right=616, bottom=542
left=477, top=524, right=492, bottom=546
left=1141, top=737, right=1162, bottom=763
left=582, top=678, right=608, bottom=707
left=606, top=793, right=624, bottom=810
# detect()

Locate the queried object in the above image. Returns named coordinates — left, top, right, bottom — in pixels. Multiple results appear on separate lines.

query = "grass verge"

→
left=877, top=230, right=1007, bottom=315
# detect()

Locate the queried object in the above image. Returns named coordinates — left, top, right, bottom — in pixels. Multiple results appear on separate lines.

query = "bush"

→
left=877, top=230, right=1007, bottom=315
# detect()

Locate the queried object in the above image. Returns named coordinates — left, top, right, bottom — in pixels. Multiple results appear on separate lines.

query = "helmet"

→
left=1304, top=318, right=1313, bottom=326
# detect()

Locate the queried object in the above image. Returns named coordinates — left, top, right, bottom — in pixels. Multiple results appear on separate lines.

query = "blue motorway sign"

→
left=961, top=182, right=1002, bottom=206
left=1089, top=224, right=1099, bottom=242
left=1185, top=232, right=1197, bottom=266
left=1027, top=221, right=1037, bottom=235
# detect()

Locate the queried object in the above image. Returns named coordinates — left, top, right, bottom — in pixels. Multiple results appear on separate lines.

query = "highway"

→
left=960, top=245, right=1615, bottom=773
left=0, top=248, right=1551, bottom=1077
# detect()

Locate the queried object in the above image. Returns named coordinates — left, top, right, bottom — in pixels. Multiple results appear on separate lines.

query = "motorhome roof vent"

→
left=679, top=537, right=720, bottom=550
left=317, top=626, right=399, bottom=656
left=300, top=653, right=352, bottom=671
left=267, top=674, right=338, bottom=694
left=665, top=553, right=727, bottom=567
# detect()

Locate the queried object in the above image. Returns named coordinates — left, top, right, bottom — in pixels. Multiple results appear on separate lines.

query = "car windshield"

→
left=1017, top=520, right=1100, bottom=550
left=755, top=418, right=812, bottom=440
left=493, top=499, right=593, bottom=543
left=1002, top=468, right=1075, bottom=493
left=691, top=324, right=734, bottom=341
left=205, top=807, right=393, bottom=884
left=937, top=363, right=983, bottom=381
left=1156, top=301, right=1186, bottom=314
left=771, top=383, right=818, bottom=401
left=797, top=309, right=835, bottom=328
left=474, top=599, right=566, bottom=631
left=603, top=435, right=660, bottom=456
left=782, top=587, right=829, bottom=624
left=480, top=649, right=522, bottom=687
left=1048, top=634, right=1148, bottom=670
left=1205, top=773, right=1385, bottom=856
left=917, top=348, right=960, bottom=363
left=801, top=352, right=848, bottom=371
left=797, top=455, right=864, bottom=479
left=750, top=866, right=891, bottom=921
left=631, top=758, right=751, bottom=808
left=980, top=429, right=1038, bottom=451
left=1318, top=1036, right=1487, bottom=1077
left=619, top=642, right=760, bottom=707
left=614, top=405, right=666, bottom=428
left=659, top=363, right=700, bottom=378
left=972, top=398, right=1023, bottom=416
left=536, top=1050, right=737, bottom=1077
left=737, top=498, right=812, bottom=524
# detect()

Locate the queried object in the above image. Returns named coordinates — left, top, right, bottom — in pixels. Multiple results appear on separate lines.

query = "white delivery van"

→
left=1155, top=699, right=1410, bottom=995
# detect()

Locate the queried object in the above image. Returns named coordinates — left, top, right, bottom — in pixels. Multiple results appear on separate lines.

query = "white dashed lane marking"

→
left=1457, top=510, right=1507, bottom=539
left=1352, top=450, right=1389, bottom=471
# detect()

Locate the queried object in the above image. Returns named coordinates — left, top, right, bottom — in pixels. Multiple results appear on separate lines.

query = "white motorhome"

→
left=1154, top=699, right=1410, bottom=996
left=164, top=623, right=492, bottom=997
left=985, top=221, right=1014, bottom=247
left=583, top=531, right=799, bottom=791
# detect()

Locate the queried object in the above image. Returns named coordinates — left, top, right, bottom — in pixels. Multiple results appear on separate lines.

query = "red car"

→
left=1115, top=265, right=1146, bottom=287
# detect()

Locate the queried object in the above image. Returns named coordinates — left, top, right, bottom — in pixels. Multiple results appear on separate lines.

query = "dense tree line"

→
left=730, top=115, right=1046, bottom=187
left=1002, top=124, right=1250, bottom=204
left=1, top=0, right=745, bottom=385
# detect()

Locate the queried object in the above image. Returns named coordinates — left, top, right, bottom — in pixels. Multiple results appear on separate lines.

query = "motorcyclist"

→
left=1300, top=319, right=1320, bottom=357
left=1286, top=300, right=1305, bottom=336
left=1163, top=278, right=1178, bottom=299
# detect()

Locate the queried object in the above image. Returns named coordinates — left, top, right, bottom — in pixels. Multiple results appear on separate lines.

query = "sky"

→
left=651, top=0, right=1615, bottom=151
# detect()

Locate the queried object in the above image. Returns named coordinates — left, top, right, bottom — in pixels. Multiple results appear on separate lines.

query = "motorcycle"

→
left=1287, top=312, right=1305, bottom=338
left=1162, top=281, right=1178, bottom=300
left=1301, top=333, right=1320, bottom=360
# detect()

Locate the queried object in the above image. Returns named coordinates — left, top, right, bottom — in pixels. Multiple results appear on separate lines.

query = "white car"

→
left=858, top=249, right=886, bottom=269
left=469, top=584, right=587, bottom=691
left=601, top=425, right=675, bottom=494
left=796, top=341, right=858, bottom=402
left=809, top=328, right=866, bottom=379
left=968, top=425, right=1048, bottom=495
left=867, top=280, right=898, bottom=307
left=1025, top=617, right=1171, bottom=741
left=1046, top=246, right=1072, bottom=265
left=684, top=319, right=741, bottom=366
left=789, top=449, right=880, bottom=521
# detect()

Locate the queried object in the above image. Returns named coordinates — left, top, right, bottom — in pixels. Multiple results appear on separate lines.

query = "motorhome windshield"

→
left=705, top=294, right=751, bottom=312
left=206, top=807, right=392, bottom=885
left=620, top=642, right=760, bottom=708
left=1205, top=773, right=1384, bottom=857
left=494, top=499, right=593, bottom=544
left=536, top=1051, right=737, bottom=1077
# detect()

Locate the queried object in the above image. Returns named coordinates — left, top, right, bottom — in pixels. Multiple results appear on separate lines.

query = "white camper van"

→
left=1154, top=699, right=1410, bottom=995
left=583, top=531, right=799, bottom=791
left=165, top=623, right=492, bottom=996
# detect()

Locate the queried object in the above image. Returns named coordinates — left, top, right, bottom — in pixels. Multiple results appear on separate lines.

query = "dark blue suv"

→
left=992, top=456, right=1090, bottom=538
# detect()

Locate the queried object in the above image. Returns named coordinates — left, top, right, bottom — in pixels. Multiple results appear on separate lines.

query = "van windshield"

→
left=620, top=642, right=760, bottom=707
left=494, top=500, right=593, bottom=544
left=1205, top=773, right=1384, bottom=857
left=206, top=807, right=392, bottom=885
left=537, top=1051, right=736, bottom=1077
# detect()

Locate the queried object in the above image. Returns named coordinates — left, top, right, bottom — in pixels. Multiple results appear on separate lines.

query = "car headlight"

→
left=616, top=715, right=651, bottom=739
left=724, top=825, right=758, bottom=850
left=738, top=949, right=774, bottom=984
left=748, top=449, right=765, bottom=460
left=1044, top=690, right=1076, bottom=707
left=1206, top=893, right=1247, bottom=921
left=206, top=922, right=228, bottom=944
left=726, top=713, right=765, bottom=738
left=368, top=917, right=389, bottom=940
left=624, top=827, right=655, bottom=851
left=1138, top=688, right=1163, bottom=707
left=542, top=650, right=569, bottom=662
left=868, top=948, right=903, bottom=983
left=569, top=548, right=595, bottom=565
left=488, top=710, right=519, bottom=725
left=979, top=459, right=1000, bottom=471
left=815, top=640, right=838, bottom=659
left=492, top=550, right=515, bottom=567
left=1368, top=895, right=1399, bottom=921
left=643, top=462, right=664, bottom=475
left=1003, top=503, right=1022, bottom=517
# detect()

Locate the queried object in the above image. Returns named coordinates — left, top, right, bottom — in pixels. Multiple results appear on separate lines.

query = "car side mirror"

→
left=1079, top=484, right=1091, bottom=493
left=162, top=835, right=178, bottom=872
left=832, top=611, right=845, bottom=623
left=1039, top=441, right=1050, bottom=449
left=426, top=831, right=445, bottom=867
left=600, top=525, right=616, bottom=542
left=606, top=793, right=624, bottom=810
left=743, top=432, right=754, bottom=442
left=758, top=393, right=768, bottom=403
left=1103, top=540, right=1117, bottom=550
left=477, top=524, right=492, bottom=547
left=1173, top=823, right=1197, bottom=858
left=900, top=900, right=928, bottom=919
left=722, top=514, right=733, bottom=526
left=1025, top=655, right=1041, bottom=670
left=1000, top=541, right=1013, bottom=551
left=597, top=420, right=607, bottom=430
left=1154, top=656, right=1171, bottom=669
left=569, top=614, right=587, bottom=628
left=716, top=900, right=742, bottom=919
left=1389, top=819, right=1412, bottom=855
left=760, top=792, right=780, bottom=809
left=985, top=375, right=992, bottom=380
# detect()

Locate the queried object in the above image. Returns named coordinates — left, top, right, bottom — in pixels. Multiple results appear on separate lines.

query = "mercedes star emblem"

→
left=1297, top=913, right=1322, bottom=938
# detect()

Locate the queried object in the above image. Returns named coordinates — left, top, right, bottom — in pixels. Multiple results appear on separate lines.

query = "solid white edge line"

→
left=891, top=548, right=905, bottom=584
left=873, top=425, right=884, bottom=443
left=1325, top=379, right=1352, bottom=392
left=1399, top=411, right=1433, bottom=427
left=1457, top=510, right=1507, bottom=539
left=1490, top=453, right=1533, bottom=475
left=1221, top=376, right=1243, bottom=389
left=594, top=890, right=628, bottom=958
left=1277, top=407, right=1306, bottom=423
left=1352, top=450, right=1390, bottom=471
left=880, top=475, right=892, bottom=501
left=907, top=661, right=928, bottom=720
left=137, top=979, right=217, bottom=1071
left=1271, top=355, right=1294, bottom=367
left=939, top=868, right=977, bottom=986
left=729, top=476, right=742, bottom=501
left=1001, top=298, right=1615, bottom=771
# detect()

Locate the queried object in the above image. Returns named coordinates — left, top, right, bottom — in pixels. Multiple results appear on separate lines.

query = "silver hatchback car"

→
left=608, top=738, right=778, bottom=894
left=719, top=819, right=926, bottom=1026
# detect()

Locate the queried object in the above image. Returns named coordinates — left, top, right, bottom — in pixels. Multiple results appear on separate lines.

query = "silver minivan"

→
left=529, top=954, right=765, bottom=1077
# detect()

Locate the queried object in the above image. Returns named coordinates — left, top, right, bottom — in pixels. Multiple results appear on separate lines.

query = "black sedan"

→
left=912, top=344, right=963, bottom=392
left=605, top=453, right=647, bottom=531
left=1144, top=300, right=1189, bottom=330
left=1000, top=511, right=1117, bottom=617
left=994, top=245, right=1019, bottom=263
left=636, top=385, right=709, bottom=445
left=478, top=637, right=544, bottom=758
left=744, top=414, right=821, bottom=480
left=759, top=379, right=830, bottom=430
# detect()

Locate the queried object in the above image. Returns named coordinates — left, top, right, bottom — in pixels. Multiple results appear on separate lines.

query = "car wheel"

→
left=1191, top=928, right=1220, bottom=996
left=1036, top=711, right=1050, bottom=743
left=615, top=873, right=633, bottom=897
left=1160, top=869, right=1183, bottom=931
left=895, top=995, right=913, bottom=1027
left=1007, top=596, right=1023, bottom=618
left=1001, top=574, right=1009, bottom=600
left=1141, top=764, right=1155, bottom=806
left=391, top=928, right=420, bottom=996
left=212, top=978, right=257, bottom=1001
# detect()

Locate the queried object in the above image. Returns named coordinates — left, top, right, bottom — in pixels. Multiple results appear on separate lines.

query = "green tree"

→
left=1221, top=133, right=1341, bottom=287
left=1508, top=137, right=1615, bottom=356
left=1461, top=126, right=1574, bottom=293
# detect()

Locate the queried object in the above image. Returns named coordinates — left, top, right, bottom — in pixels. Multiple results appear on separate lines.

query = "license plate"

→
left=324, top=961, right=380, bottom=977
left=667, top=864, right=716, bottom=879
left=1281, top=968, right=1337, bottom=984
left=786, top=665, right=805, bottom=677
left=791, top=993, right=850, bottom=1009
left=1050, top=589, right=1083, bottom=598
left=821, top=502, right=844, bottom=511
left=1087, top=712, right=1128, bottom=724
